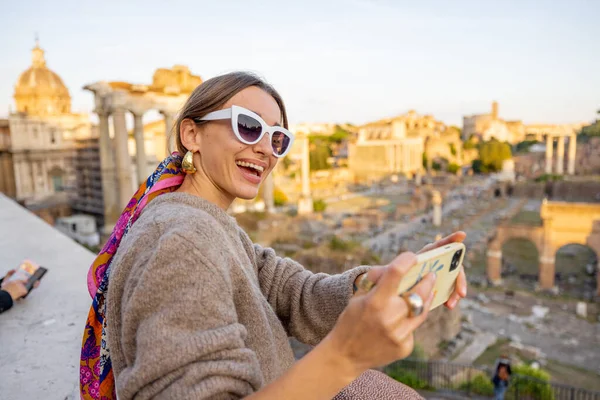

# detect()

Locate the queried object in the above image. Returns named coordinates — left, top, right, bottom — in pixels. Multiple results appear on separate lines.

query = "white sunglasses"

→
left=195, top=105, right=295, bottom=158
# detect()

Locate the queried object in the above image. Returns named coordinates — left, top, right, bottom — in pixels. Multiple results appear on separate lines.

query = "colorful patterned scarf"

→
left=80, top=153, right=185, bottom=400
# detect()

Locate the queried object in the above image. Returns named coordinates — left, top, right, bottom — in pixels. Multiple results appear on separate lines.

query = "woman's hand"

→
left=417, top=231, right=467, bottom=309
left=1, top=270, right=29, bottom=301
left=325, top=252, right=436, bottom=375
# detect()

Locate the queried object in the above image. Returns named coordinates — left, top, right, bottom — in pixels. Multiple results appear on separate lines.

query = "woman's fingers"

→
left=445, top=265, right=467, bottom=309
left=371, top=252, right=417, bottom=303
left=393, top=288, right=436, bottom=342
left=417, top=231, right=467, bottom=254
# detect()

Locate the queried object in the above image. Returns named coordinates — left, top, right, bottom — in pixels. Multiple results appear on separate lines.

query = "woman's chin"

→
left=235, top=187, right=260, bottom=201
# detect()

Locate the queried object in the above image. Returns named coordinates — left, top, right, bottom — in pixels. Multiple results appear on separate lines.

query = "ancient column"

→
left=162, top=111, right=175, bottom=152
left=97, top=109, right=120, bottom=233
left=297, top=133, right=313, bottom=214
left=538, top=254, right=556, bottom=290
left=555, top=136, right=565, bottom=175
left=567, top=134, right=576, bottom=175
left=402, top=142, right=412, bottom=176
left=262, top=173, right=275, bottom=213
left=545, top=135, right=553, bottom=174
left=431, top=189, right=442, bottom=227
left=539, top=218, right=557, bottom=291
left=132, top=112, right=147, bottom=185
left=112, top=107, right=134, bottom=209
left=486, top=250, right=502, bottom=285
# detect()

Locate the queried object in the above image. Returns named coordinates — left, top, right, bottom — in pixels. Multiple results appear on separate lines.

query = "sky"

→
left=0, top=0, right=598, bottom=127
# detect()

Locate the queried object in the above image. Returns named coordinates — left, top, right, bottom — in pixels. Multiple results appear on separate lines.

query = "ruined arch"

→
left=501, top=237, right=540, bottom=281
left=487, top=201, right=600, bottom=295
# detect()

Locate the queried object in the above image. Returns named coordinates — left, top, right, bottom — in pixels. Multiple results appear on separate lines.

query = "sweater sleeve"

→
left=112, top=232, right=263, bottom=400
left=252, top=244, right=370, bottom=345
left=0, top=290, right=13, bottom=314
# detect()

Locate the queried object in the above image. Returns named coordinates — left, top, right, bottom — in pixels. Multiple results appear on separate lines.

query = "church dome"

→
left=14, top=40, right=71, bottom=116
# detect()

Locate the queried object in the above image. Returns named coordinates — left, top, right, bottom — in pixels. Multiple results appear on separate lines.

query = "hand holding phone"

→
left=356, top=242, right=466, bottom=311
left=396, top=242, right=465, bottom=310
left=5, top=260, right=48, bottom=297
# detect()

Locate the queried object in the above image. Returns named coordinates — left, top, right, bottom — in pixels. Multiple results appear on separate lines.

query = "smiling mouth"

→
left=235, top=160, right=265, bottom=178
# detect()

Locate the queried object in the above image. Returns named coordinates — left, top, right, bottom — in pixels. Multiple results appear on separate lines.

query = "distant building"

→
left=463, top=101, right=525, bottom=144
left=348, top=110, right=431, bottom=181
left=55, top=214, right=100, bottom=247
left=1, top=39, right=97, bottom=226
left=463, top=101, right=585, bottom=145
left=0, top=119, right=16, bottom=198
left=71, top=136, right=104, bottom=227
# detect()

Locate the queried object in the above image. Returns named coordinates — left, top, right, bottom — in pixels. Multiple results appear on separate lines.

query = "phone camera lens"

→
left=449, top=250, right=462, bottom=272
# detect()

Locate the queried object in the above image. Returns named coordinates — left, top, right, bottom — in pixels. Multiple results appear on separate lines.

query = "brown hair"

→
left=171, top=71, right=288, bottom=154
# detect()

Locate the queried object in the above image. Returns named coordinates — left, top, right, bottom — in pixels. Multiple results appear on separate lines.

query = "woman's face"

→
left=188, top=86, right=282, bottom=204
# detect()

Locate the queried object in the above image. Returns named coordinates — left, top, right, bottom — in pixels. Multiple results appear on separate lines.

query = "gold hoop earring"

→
left=182, top=150, right=197, bottom=174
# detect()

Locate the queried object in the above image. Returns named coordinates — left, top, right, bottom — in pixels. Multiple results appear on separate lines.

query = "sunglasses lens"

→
left=271, top=131, right=291, bottom=156
left=237, top=114, right=263, bottom=142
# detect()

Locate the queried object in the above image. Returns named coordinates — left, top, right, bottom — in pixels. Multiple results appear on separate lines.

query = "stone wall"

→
left=512, top=180, right=600, bottom=203
left=414, top=306, right=462, bottom=358
left=552, top=181, right=600, bottom=202
left=576, top=137, right=600, bottom=175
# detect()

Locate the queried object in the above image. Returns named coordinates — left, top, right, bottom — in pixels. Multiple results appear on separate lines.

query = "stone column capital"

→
left=129, top=107, right=148, bottom=119
left=159, top=109, right=176, bottom=118
left=94, top=108, right=111, bottom=117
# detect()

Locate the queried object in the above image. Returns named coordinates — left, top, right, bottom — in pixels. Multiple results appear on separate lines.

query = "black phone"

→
left=25, top=266, right=48, bottom=292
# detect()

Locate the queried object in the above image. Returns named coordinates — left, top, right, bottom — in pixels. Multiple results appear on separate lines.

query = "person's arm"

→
left=0, top=277, right=28, bottom=314
left=251, top=243, right=370, bottom=345
left=0, top=290, right=13, bottom=313
left=109, top=232, right=263, bottom=399
left=111, top=232, right=367, bottom=400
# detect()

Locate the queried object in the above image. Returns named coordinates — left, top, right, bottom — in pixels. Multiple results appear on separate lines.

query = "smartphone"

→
left=396, top=242, right=466, bottom=310
left=6, top=259, right=48, bottom=295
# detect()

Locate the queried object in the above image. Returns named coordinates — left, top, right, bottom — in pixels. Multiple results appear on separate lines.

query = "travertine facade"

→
left=348, top=110, right=431, bottom=180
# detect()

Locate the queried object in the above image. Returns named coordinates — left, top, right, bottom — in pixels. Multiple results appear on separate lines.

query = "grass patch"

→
left=543, top=359, right=600, bottom=392
left=457, top=374, right=494, bottom=396
left=473, top=338, right=509, bottom=367
left=502, top=239, right=540, bottom=275
left=511, top=210, right=543, bottom=226
left=474, top=338, right=600, bottom=392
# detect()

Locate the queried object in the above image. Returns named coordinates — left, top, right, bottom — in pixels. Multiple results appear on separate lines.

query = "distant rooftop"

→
left=0, top=193, right=95, bottom=400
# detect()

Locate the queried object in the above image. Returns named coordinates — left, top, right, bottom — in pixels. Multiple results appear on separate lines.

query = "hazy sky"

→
left=1, top=0, right=598, bottom=127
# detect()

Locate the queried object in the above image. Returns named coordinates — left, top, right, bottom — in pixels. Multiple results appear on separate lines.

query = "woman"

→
left=80, top=72, right=467, bottom=399
left=492, top=357, right=512, bottom=400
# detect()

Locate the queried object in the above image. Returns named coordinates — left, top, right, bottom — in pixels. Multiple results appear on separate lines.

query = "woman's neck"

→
left=175, top=175, right=233, bottom=211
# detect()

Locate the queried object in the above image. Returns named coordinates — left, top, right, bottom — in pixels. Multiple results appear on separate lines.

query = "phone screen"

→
left=7, top=260, right=48, bottom=292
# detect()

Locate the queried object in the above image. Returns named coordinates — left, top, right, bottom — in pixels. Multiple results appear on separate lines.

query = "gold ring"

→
left=402, top=292, right=424, bottom=317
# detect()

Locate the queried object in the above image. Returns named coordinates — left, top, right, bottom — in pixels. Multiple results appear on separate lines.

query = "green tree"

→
left=448, top=125, right=462, bottom=138
left=507, top=365, right=555, bottom=400
left=578, top=109, right=600, bottom=141
left=313, top=198, right=327, bottom=212
left=281, top=156, right=292, bottom=170
left=447, top=163, right=460, bottom=174
left=472, top=159, right=488, bottom=174
left=309, top=141, right=332, bottom=170
left=273, top=187, right=288, bottom=206
left=515, top=140, right=539, bottom=153
left=449, top=143, right=457, bottom=156
left=463, top=138, right=477, bottom=150
left=329, top=125, right=352, bottom=143
left=478, top=139, right=512, bottom=172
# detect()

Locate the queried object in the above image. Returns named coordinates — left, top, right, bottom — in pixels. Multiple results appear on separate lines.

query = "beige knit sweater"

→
left=106, top=192, right=370, bottom=399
